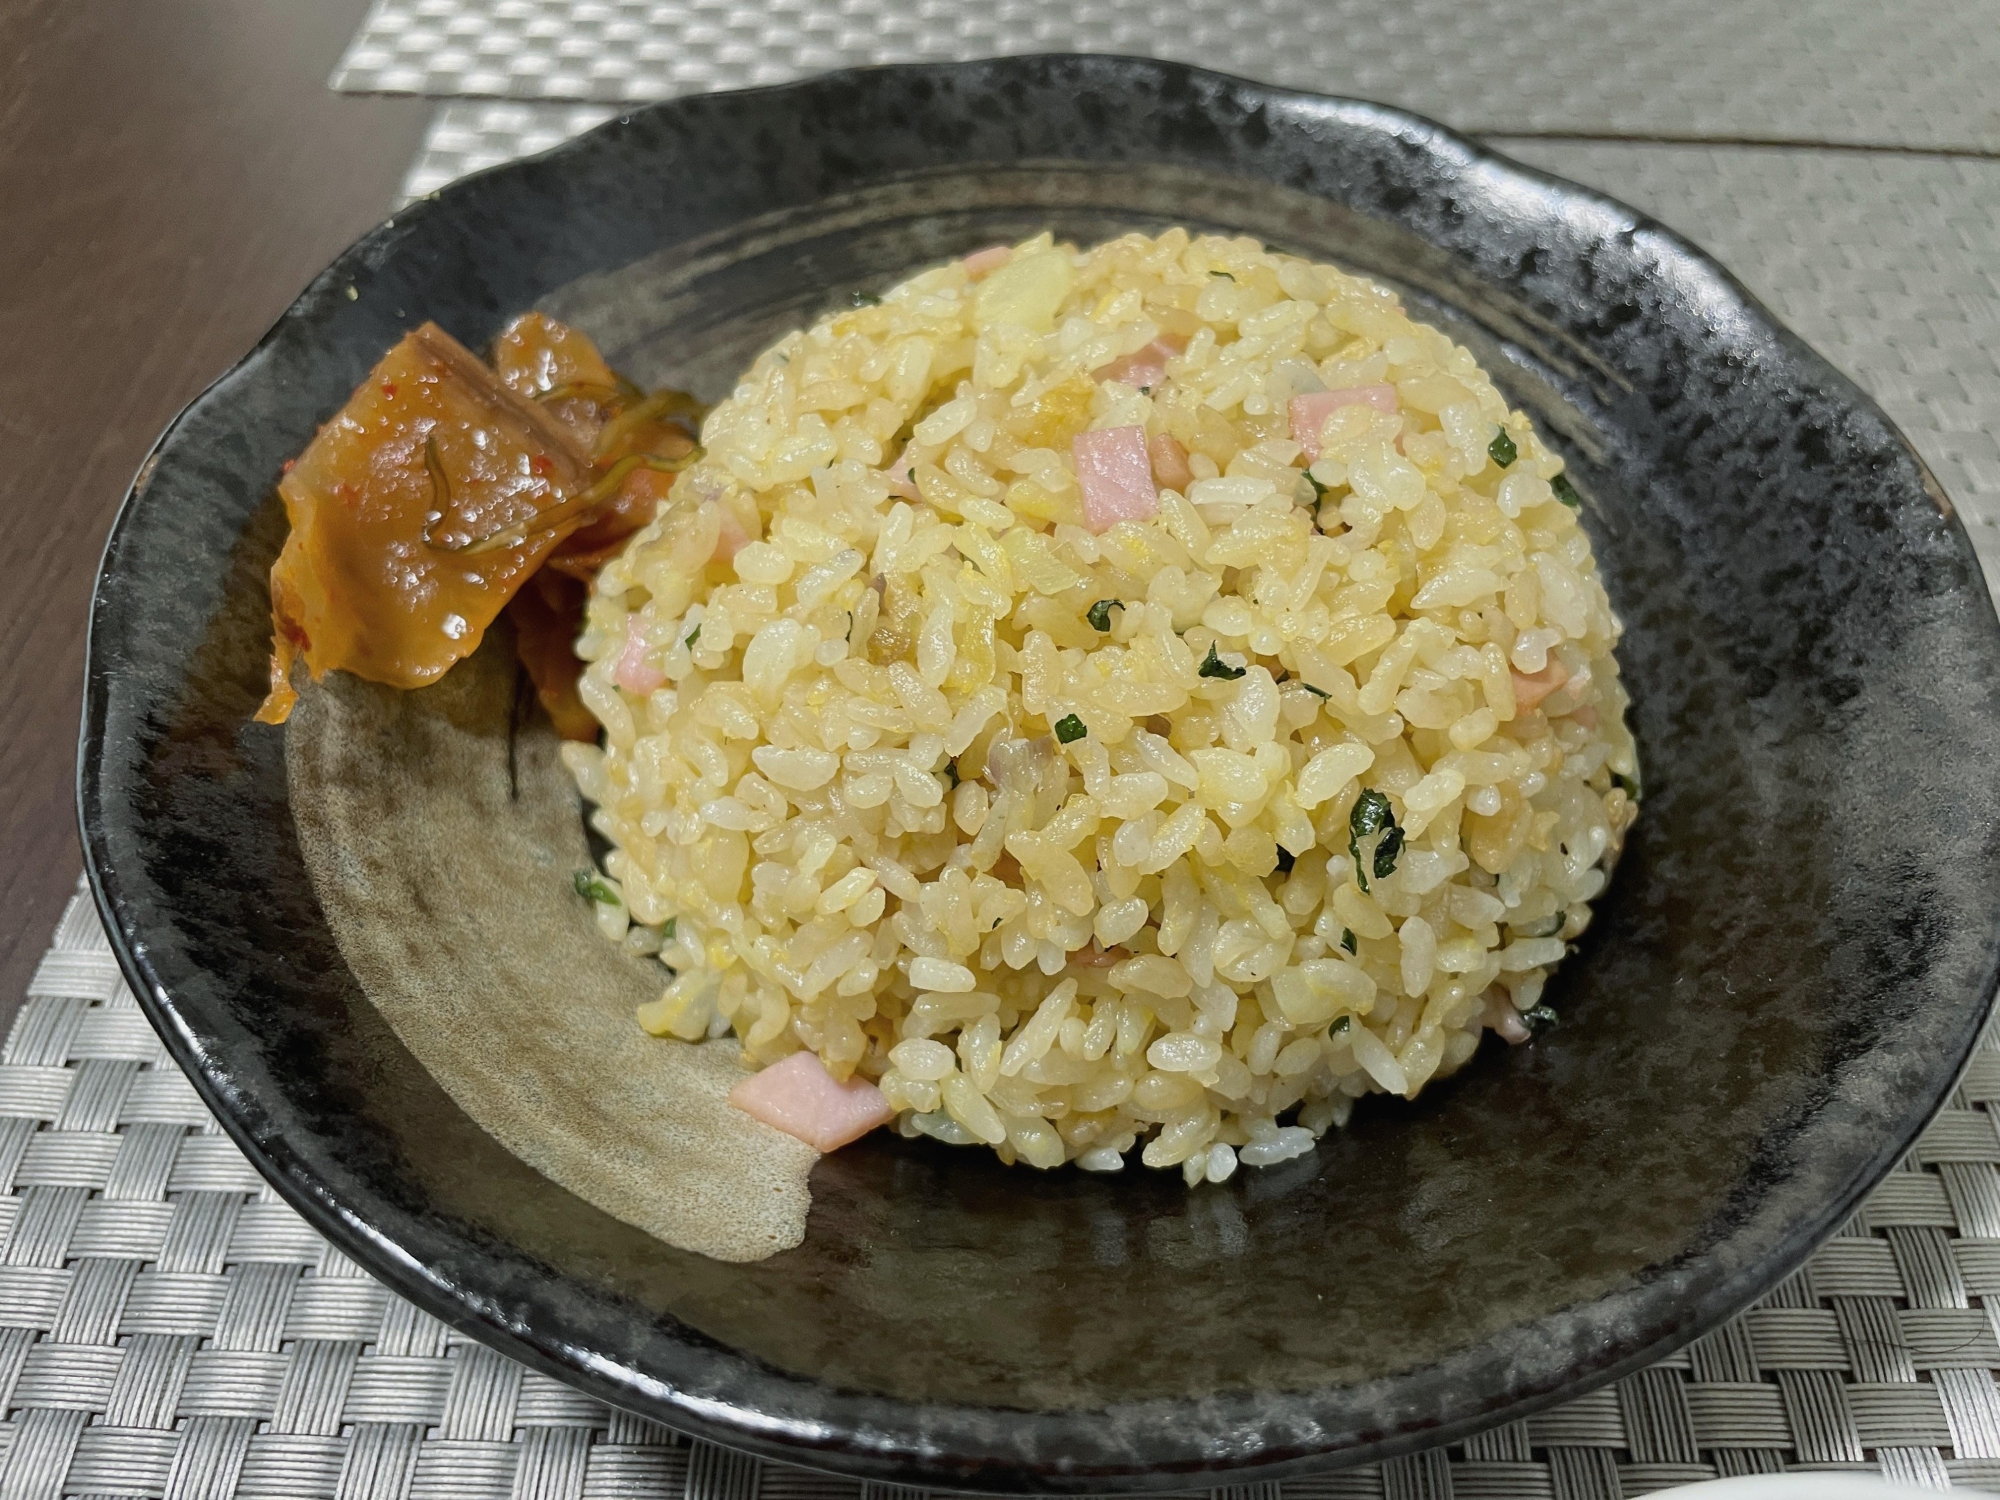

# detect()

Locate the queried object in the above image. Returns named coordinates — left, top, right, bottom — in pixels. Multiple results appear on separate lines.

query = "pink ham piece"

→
left=962, top=245, right=1013, bottom=280
left=613, top=616, right=667, bottom=695
left=1070, top=943, right=1129, bottom=968
left=1148, top=432, right=1193, bottom=491
left=1488, top=1004, right=1528, bottom=1048
left=1289, top=385, right=1400, bottom=461
left=1096, top=335, right=1185, bottom=392
left=1485, top=990, right=1533, bottom=1046
left=882, top=449, right=919, bottom=498
left=712, top=504, right=751, bottom=564
left=728, top=1050, right=895, bottom=1152
left=1073, top=425, right=1159, bottom=533
left=1511, top=659, right=1570, bottom=712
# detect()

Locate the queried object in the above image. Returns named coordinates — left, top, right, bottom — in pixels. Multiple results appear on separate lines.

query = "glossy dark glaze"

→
left=79, top=55, right=2000, bottom=1491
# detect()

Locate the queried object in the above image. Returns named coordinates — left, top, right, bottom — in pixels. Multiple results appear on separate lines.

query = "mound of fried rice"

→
left=562, top=229, right=1638, bottom=1182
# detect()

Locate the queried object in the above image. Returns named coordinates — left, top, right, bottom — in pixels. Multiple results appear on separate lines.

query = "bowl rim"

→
left=76, top=51, right=2000, bottom=1491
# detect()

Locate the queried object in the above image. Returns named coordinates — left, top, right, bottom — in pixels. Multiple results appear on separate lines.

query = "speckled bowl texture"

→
left=79, top=55, right=2000, bottom=1493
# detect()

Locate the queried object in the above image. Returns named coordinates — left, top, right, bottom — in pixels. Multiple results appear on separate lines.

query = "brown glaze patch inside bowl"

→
left=286, top=633, right=818, bottom=1264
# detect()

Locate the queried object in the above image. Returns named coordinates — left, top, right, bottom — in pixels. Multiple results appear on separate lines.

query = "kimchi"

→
left=255, top=314, right=699, bottom=738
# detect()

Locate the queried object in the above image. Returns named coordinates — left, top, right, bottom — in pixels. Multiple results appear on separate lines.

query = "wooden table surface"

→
left=0, top=2, right=430, bottom=1014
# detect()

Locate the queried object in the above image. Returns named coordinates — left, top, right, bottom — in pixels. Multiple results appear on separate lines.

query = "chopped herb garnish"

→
left=1551, top=473, right=1582, bottom=509
left=684, top=624, right=701, bottom=648
left=1211, top=270, right=1236, bottom=280
left=1274, top=847, right=1296, bottom=875
left=1087, top=598, right=1122, bottom=632
left=1610, top=769, right=1641, bottom=800
left=1523, top=1004, right=1560, bottom=1039
left=661, top=916, right=677, bottom=942
left=1347, top=788, right=1401, bottom=892
left=1299, top=681, right=1330, bottom=700
left=849, top=290, right=881, bottom=307
left=1053, top=713, right=1088, bottom=744
left=1489, top=428, right=1518, bottom=468
left=942, top=757, right=960, bottom=789
left=1340, top=928, right=1358, bottom=954
left=1373, top=824, right=1405, bottom=881
left=1305, top=471, right=1331, bottom=500
left=1198, top=643, right=1246, bottom=680
left=1331, top=1015, right=1351, bottom=1035
left=573, top=870, right=621, bottom=906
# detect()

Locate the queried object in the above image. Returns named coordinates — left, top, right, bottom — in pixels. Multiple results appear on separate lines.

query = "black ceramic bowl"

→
left=80, top=55, right=2000, bottom=1492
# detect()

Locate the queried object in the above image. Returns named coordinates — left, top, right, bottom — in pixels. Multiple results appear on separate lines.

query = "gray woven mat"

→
left=331, top=0, right=2000, bottom=153
left=11, top=886, right=2000, bottom=1498
left=400, top=100, right=618, bottom=195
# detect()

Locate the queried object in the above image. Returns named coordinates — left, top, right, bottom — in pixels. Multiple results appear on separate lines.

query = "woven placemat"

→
left=399, top=100, right=619, bottom=195
left=5, top=887, right=2000, bottom=1498
left=329, top=0, right=2000, bottom=154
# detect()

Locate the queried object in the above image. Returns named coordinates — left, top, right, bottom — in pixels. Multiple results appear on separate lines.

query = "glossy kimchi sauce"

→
left=490, top=311, right=623, bottom=442
left=256, top=322, right=592, bottom=724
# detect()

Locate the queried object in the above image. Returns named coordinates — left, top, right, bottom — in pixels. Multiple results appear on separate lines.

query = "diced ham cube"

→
left=1072, top=426, right=1159, bottom=533
left=1070, top=943, right=1129, bottom=968
left=614, top=616, right=667, bottom=695
left=1148, top=432, right=1193, bottom=491
left=1485, top=990, right=1532, bottom=1046
left=962, top=245, right=1013, bottom=280
left=1511, top=659, right=1569, bottom=712
left=1097, top=335, right=1186, bottom=392
left=728, top=1050, right=895, bottom=1152
left=712, top=504, right=751, bottom=564
left=1289, top=385, right=1400, bottom=460
left=882, top=449, right=920, bottom=498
